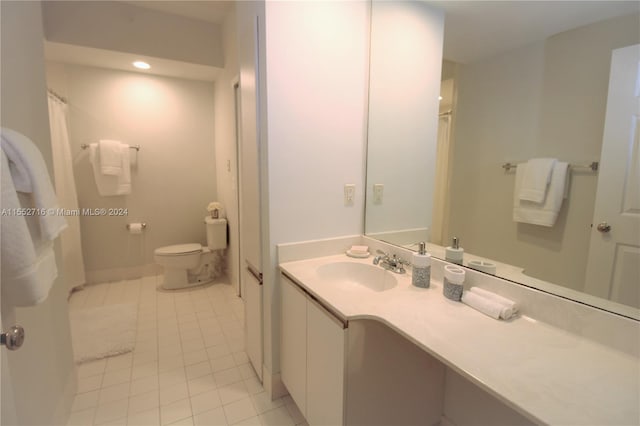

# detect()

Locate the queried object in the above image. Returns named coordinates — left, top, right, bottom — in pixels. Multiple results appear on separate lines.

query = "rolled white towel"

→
left=462, top=290, right=517, bottom=320
left=469, top=287, right=519, bottom=313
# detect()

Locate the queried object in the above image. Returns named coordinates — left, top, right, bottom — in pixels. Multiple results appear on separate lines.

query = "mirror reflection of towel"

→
left=513, top=161, right=569, bottom=227
left=518, top=158, right=556, bottom=203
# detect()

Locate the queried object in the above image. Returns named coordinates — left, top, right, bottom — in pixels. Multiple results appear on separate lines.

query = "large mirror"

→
left=364, top=1, right=640, bottom=319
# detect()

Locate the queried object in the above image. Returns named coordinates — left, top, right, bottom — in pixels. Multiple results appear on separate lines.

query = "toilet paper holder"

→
left=126, top=222, right=147, bottom=230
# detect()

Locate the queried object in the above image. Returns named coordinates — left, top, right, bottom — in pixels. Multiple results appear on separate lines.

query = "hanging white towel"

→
left=1, top=128, right=67, bottom=306
left=99, top=139, right=124, bottom=175
left=513, top=161, right=569, bottom=227
left=518, top=158, right=556, bottom=203
left=89, top=143, right=131, bottom=196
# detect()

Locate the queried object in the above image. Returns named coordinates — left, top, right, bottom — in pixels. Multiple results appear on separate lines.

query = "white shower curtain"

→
left=48, top=94, right=86, bottom=292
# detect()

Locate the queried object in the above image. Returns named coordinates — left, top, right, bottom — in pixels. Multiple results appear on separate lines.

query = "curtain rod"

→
left=47, top=88, right=67, bottom=104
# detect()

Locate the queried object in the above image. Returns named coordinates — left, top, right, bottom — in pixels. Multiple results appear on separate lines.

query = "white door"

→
left=238, top=14, right=264, bottom=382
left=585, top=44, right=640, bottom=308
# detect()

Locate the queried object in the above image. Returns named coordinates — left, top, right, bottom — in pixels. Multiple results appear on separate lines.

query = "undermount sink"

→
left=316, top=261, right=397, bottom=292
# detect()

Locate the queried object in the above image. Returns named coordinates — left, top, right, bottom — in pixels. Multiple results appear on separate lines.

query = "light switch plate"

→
left=373, top=183, right=384, bottom=203
left=344, top=184, right=355, bottom=206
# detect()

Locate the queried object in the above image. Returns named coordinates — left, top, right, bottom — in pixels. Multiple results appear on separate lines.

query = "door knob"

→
left=1, top=325, right=25, bottom=350
left=596, top=222, right=612, bottom=233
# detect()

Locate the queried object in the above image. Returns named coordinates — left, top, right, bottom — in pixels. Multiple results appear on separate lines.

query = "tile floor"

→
left=67, top=274, right=306, bottom=426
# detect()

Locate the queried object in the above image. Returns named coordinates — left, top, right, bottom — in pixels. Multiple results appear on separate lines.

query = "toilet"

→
left=154, top=217, right=227, bottom=290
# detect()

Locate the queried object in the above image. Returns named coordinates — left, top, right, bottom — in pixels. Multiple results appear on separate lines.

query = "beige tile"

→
left=77, top=373, right=103, bottom=393
left=98, top=382, right=130, bottom=405
left=213, top=367, right=242, bottom=387
left=159, top=368, right=187, bottom=389
left=159, top=354, right=185, bottom=372
left=126, top=407, right=160, bottom=426
left=211, top=355, right=236, bottom=373
left=131, top=361, right=158, bottom=380
left=223, top=397, right=257, bottom=425
left=160, top=382, right=190, bottom=405
left=188, top=374, right=218, bottom=396
left=130, top=375, right=159, bottom=396
left=193, top=407, right=227, bottom=426
left=102, top=367, right=132, bottom=387
left=259, top=406, right=295, bottom=426
left=183, top=349, right=209, bottom=367
left=285, top=400, right=306, bottom=425
left=94, top=398, right=129, bottom=425
left=106, top=354, right=134, bottom=372
left=77, top=359, right=107, bottom=378
left=128, top=390, right=160, bottom=415
left=186, top=361, right=212, bottom=380
left=66, top=407, right=95, bottom=426
left=250, top=392, right=284, bottom=415
left=206, top=343, right=232, bottom=360
left=243, top=376, right=263, bottom=395
left=160, top=398, right=193, bottom=426
left=190, top=388, right=222, bottom=415
left=231, top=415, right=261, bottom=426
left=71, top=390, right=100, bottom=412
left=168, top=417, right=195, bottom=426
left=218, top=381, right=250, bottom=405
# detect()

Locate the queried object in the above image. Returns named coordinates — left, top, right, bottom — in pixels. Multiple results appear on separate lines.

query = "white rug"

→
left=70, top=303, right=137, bottom=364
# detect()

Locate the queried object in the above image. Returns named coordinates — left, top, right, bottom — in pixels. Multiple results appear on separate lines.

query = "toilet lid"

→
left=155, top=243, right=202, bottom=256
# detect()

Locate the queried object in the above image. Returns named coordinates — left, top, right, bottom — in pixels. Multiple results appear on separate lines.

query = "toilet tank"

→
left=205, top=217, right=227, bottom=250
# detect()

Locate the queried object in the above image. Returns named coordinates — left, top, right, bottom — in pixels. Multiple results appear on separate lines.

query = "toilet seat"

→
left=155, top=243, right=202, bottom=256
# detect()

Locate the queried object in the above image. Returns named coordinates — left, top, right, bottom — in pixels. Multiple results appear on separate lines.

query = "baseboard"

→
left=85, top=263, right=160, bottom=284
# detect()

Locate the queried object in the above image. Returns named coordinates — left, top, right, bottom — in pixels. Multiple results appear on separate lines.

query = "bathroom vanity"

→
left=278, top=237, right=640, bottom=426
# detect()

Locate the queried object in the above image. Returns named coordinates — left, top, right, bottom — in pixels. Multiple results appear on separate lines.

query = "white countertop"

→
left=279, top=253, right=640, bottom=426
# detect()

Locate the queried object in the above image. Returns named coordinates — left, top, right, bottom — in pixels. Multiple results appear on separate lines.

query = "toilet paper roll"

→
left=128, top=223, right=143, bottom=234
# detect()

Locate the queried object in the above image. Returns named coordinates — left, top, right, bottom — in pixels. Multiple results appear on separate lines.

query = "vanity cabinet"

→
left=280, top=273, right=346, bottom=426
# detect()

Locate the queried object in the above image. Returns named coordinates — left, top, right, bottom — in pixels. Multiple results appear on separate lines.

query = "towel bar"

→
left=502, top=161, right=598, bottom=172
left=81, top=143, right=140, bottom=151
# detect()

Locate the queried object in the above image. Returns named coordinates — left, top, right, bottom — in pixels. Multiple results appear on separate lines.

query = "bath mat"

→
left=69, top=303, right=137, bottom=364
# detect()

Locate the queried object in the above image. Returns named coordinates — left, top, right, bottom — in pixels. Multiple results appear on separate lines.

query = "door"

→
left=238, top=14, right=264, bottom=381
left=244, top=266, right=263, bottom=380
left=585, top=44, right=640, bottom=308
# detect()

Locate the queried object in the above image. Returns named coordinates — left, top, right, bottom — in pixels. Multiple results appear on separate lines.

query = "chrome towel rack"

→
left=81, top=143, right=141, bottom=151
left=502, top=161, right=599, bottom=172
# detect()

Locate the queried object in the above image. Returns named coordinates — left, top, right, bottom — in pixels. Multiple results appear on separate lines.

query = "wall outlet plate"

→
left=373, top=183, right=384, bottom=203
left=344, top=184, right=355, bottom=206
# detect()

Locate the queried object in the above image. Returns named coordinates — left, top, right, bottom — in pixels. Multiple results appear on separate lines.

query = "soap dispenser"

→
left=412, top=242, right=431, bottom=288
left=445, top=237, right=464, bottom=265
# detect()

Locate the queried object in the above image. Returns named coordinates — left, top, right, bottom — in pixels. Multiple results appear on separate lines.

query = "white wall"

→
left=46, top=64, right=219, bottom=281
left=263, top=0, right=371, bottom=381
left=1, top=2, right=76, bottom=424
left=448, top=13, right=640, bottom=291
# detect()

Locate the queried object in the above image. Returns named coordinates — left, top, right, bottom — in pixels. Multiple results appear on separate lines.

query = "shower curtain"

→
left=48, top=94, right=86, bottom=292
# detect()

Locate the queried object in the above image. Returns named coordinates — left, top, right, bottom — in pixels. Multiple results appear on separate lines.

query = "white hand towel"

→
left=468, top=287, right=518, bottom=318
left=518, top=158, right=556, bottom=203
left=462, top=290, right=517, bottom=320
left=513, top=161, right=569, bottom=227
left=99, top=139, right=124, bottom=175
left=89, top=143, right=131, bottom=196
left=1, top=128, right=67, bottom=240
left=1, top=129, right=67, bottom=307
left=461, top=291, right=504, bottom=320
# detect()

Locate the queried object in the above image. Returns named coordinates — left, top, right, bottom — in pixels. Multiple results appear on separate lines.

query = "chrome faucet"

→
left=373, top=250, right=407, bottom=274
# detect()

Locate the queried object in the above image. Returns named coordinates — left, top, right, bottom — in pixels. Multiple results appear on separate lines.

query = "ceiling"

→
left=45, top=1, right=639, bottom=80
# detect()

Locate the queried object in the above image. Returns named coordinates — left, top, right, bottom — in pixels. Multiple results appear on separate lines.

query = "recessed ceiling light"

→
left=133, top=61, right=151, bottom=70
left=439, top=96, right=443, bottom=101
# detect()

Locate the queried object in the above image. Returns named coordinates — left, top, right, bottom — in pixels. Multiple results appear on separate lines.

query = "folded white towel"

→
left=1, top=128, right=67, bottom=240
left=99, top=139, right=124, bottom=175
left=518, top=158, right=556, bottom=203
left=469, top=287, right=518, bottom=318
left=513, top=161, right=568, bottom=227
left=462, top=290, right=517, bottom=320
left=1, top=129, right=67, bottom=306
left=89, top=143, right=131, bottom=196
